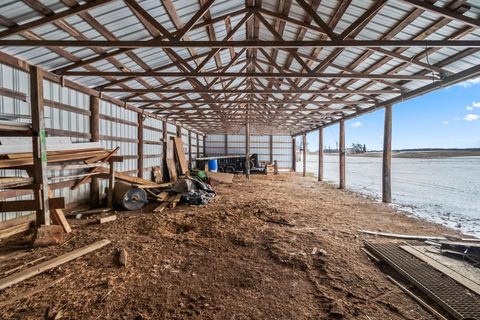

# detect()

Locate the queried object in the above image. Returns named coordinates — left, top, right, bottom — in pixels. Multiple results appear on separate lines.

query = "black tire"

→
left=226, top=166, right=235, bottom=173
left=218, top=166, right=225, bottom=173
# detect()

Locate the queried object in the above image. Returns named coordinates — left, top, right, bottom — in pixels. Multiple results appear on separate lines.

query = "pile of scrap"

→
left=150, top=177, right=216, bottom=212
left=361, top=230, right=480, bottom=319
left=0, top=137, right=123, bottom=241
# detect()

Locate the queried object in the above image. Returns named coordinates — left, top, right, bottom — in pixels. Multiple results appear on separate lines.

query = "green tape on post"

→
left=40, top=129, right=47, bottom=162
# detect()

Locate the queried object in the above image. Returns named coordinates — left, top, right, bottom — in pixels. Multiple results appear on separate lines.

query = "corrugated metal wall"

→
left=44, top=80, right=91, bottom=207
left=205, top=134, right=293, bottom=169
left=0, top=62, right=203, bottom=222
left=143, top=116, right=163, bottom=180
left=0, top=63, right=33, bottom=221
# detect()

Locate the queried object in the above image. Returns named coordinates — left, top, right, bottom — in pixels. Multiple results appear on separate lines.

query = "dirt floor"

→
left=0, top=173, right=467, bottom=319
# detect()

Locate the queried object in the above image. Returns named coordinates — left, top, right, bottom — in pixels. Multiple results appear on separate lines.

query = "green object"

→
left=189, top=169, right=208, bottom=181
left=197, top=170, right=208, bottom=180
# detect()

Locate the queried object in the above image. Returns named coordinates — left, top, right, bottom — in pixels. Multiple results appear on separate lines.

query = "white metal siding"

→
left=205, top=134, right=293, bottom=169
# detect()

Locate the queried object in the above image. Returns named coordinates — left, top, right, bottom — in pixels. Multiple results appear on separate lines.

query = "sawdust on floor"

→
left=0, top=173, right=463, bottom=319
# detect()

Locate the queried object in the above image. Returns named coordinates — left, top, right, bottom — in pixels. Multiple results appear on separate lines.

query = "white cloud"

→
left=467, top=106, right=474, bottom=110
left=464, top=114, right=480, bottom=122
left=457, top=77, right=480, bottom=87
left=473, top=101, right=480, bottom=108
left=351, top=121, right=362, bottom=128
left=442, top=121, right=449, bottom=125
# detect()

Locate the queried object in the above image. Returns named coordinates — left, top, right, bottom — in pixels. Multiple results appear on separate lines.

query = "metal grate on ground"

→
left=365, top=241, right=480, bottom=320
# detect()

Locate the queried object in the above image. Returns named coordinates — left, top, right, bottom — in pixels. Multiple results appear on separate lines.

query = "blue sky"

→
left=305, top=77, right=480, bottom=151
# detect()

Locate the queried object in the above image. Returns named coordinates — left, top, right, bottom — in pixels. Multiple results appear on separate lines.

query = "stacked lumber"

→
left=0, top=138, right=123, bottom=240
left=265, top=163, right=275, bottom=175
left=151, top=193, right=181, bottom=212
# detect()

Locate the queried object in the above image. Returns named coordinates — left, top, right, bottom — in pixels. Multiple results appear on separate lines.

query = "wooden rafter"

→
left=0, top=0, right=478, bottom=135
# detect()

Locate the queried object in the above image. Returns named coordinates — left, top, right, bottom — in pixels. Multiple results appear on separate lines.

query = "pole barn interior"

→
left=0, top=0, right=480, bottom=319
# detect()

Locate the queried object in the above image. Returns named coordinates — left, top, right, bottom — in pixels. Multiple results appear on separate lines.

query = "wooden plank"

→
left=359, top=230, right=447, bottom=240
left=172, top=137, right=188, bottom=175
left=95, top=166, right=163, bottom=186
left=170, top=194, right=182, bottom=208
left=156, top=191, right=170, bottom=202
left=0, top=274, right=70, bottom=308
left=71, top=166, right=103, bottom=190
left=48, top=191, right=71, bottom=234
left=0, top=197, right=64, bottom=212
left=401, top=245, right=480, bottom=295
left=3, top=256, right=46, bottom=276
left=97, top=215, right=117, bottom=224
left=0, top=214, right=35, bottom=231
left=153, top=202, right=169, bottom=212
left=5, top=148, right=104, bottom=159
left=0, top=239, right=111, bottom=291
left=0, top=142, right=103, bottom=155
left=134, top=183, right=171, bottom=189
left=0, top=150, right=110, bottom=169
left=208, top=171, right=234, bottom=184
left=0, top=177, right=33, bottom=188
left=166, top=159, right=178, bottom=182
left=0, top=222, right=32, bottom=240
left=84, top=147, right=119, bottom=164
left=153, top=166, right=163, bottom=183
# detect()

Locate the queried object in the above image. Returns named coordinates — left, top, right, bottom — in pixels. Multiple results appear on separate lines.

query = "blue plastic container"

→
left=208, top=159, right=218, bottom=172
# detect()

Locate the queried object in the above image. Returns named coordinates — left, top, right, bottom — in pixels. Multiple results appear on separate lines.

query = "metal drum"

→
left=113, top=181, right=147, bottom=210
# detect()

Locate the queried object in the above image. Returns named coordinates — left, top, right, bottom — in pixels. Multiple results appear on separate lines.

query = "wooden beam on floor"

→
left=0, top=239, right=111, bottom=291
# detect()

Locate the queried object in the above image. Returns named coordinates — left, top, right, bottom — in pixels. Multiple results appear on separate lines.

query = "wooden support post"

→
left=383, top=105, right=393, bottom=203
left=30, top=66, right=49, bottom=226
left=196, top=133, right=200, bottom=158
left=245, top=122, right=250, bottom=180
left=107, top=160, right=115, bottom=207
left=224, top=134, right=228, bottom=155
left=318, top=127, right=323, bottom=182
left=292, top=137, right=296, bottom=172
left=269, top=135, right=273, bottom=163
left=176, top=125, right=181, bottom=138
left=302, top=133, right=307, bottom=177
left=339, top=120, right=346, bottom=190
left=89, top=96, right=100, bottom=206
left=188, top=130, right=192, bottom=168
left=203, top=135, right=206, bottom=156
left=162, top=120, right=168, bottom=180
left=137, top=113, right=144, bottom=179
